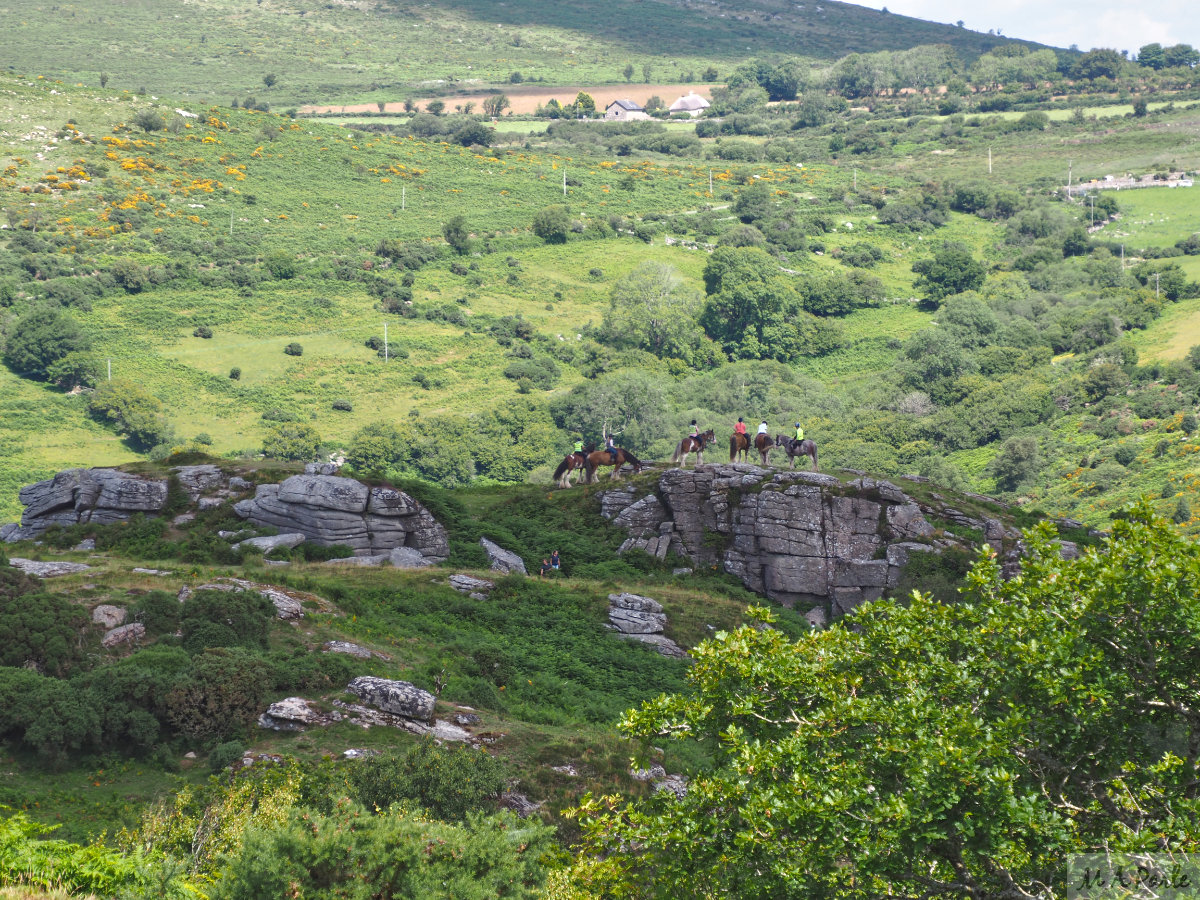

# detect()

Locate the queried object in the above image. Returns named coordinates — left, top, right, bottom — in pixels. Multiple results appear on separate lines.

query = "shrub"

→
left=0, top=586, right=88, bottom=676
left=209, top=740, right=247, bottom=773
left=164, top=648, right=272, bottom=740
left=283, top=342, right=303, bottom=357
left=349, top=741, right=508, bottom=821
left=1113, top=443, right=1139, bottom=466
left=532, top=205, right=570, bottom=243
left=133, top=590, right=182, bottom=635
left=332, top=398, right=353, bottom=411
left=262, top=423, right=321, bottom=461
left=229, top=367, right=242, bottom=380
left=263, top=250, right=297, bottom=280
left=1175, top=497, right=1192, bottom=524
left=193, top=325, right=213, bottom=338
left=180, top=589, right=274, bottom=655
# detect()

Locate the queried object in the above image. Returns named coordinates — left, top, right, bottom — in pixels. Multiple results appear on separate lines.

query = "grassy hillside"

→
left=6, top=0, right=1037, bottom=106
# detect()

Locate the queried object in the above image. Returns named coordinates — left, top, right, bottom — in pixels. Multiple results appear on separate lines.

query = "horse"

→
left=775, top=434, right=819, bottom=471
left=672, top=429, right=716, bottom=468
left=551, top=445, right=594, bottom=488
left=584, top=447, right=643, bottom=483
left=753, top=432, right=774, bottom=466
left=729, top=432, right=751, bottom=462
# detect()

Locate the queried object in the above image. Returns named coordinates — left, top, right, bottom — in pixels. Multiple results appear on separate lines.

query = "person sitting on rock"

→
left=539, top=558, right=552, bottom=578
left=734, top=417, right=747, bottom=436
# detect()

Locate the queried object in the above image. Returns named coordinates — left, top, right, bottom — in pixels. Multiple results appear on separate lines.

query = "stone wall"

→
left=602, top=464, right=1016, bottom=623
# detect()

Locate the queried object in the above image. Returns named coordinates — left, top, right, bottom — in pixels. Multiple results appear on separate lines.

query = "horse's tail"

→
left=729, top=435, right=738, bottom=462
left=670, top=440, right=683, bottom=464
left=622, top=449, right=643, bottom=472
left=552, top=456, right=570, bottom=481
left=809, top=441, right=818, bottom=471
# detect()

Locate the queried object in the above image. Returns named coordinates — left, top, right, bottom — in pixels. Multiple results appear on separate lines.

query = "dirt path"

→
left=301, top=83, right=715, bottom=116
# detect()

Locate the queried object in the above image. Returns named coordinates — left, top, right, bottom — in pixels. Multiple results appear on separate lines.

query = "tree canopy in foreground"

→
left=572, top=503, right=1200, bottom=900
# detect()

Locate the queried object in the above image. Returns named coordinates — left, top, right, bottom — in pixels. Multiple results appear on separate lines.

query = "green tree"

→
left=574, top=91, right=596, bottom=115
left=1164, top=44, right=1200, bottom=68
left=482, top=93, right=510, bottom=118
left=990, top=434, right=1040, bottom=491
left=350, top=741, right=508, bottom=822
left=599, top=262, right=706, bottom=362
left=551, top=369, right=669, bottom=455
left=532, top=205, right=570, bottom=244
left=165, top=648, right=272, bottom=741
left=1138, top=42, right=1167, bottom=69
left=575, top=505, right=1200, bottom=898
left=347, top=422, right=403, bottom=475
left=911, top=243, right=987, bottom=304
left=1072, top=47, right=1125, bottom=80
left=0, top=586, right=87, bottom=676
left=262, top=73, right=278, bottom=88
left=87, top=378, right=171, bottom=450
left=442, top=216, right=471, bottom=255
left=1176, top=496, right=1192, bottom=524
left=262, top=423, right=321, bottom=461
left=425, top=99, right=445, bottom=116
left=623, top=63, right=635, bottom=82
left=3, top=306, right=91, bottom=380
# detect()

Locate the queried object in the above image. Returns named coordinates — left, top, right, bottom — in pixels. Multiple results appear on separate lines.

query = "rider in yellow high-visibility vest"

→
left=794, top=423, right=805, bottom=442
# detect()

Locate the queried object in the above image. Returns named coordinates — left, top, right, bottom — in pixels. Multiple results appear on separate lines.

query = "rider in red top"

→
left=734, top=418, right=747, bottom=435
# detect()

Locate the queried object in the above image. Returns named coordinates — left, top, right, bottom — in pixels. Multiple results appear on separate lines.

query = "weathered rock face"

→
left=234, top=475, right=449, bottom=561
left=8, top=468, right=168, bottom=538
left=479, top=537, right=527, bottom=575
left=346, top=676, right=436, bottom=722
left=604, top=466, right=1010, bottom=621
left=607, top=592, right=687, bottom=658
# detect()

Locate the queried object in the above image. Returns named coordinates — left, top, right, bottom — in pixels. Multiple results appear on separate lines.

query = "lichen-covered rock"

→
left=449, top=574, right=494, bottom=594
left=9, top=558, right=92, bottom=578
left=258, top=697, right=329, bottom=731
left=173, top=465, right=226, bottom=499
left=388, top=547, right=429, bottom=568
left=479, top=537, right=527, bottom=575
left=234, top=475, right=448, bottom=561
left=91, top=604, right=126, bottom=629
left=323, top=641, right=372, bottom=659
left=233, top=533, right=307, bottom=553
left=346, top=676, right=436, bottom=722
left=102, top=622, right=145, bottom=649
left=608, top=593, right=667, bottom=634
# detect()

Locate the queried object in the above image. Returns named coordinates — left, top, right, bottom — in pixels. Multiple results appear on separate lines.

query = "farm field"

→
left=301, top=84, right=718, bottom=117
left=1100, top=185, right=1200, bottom=246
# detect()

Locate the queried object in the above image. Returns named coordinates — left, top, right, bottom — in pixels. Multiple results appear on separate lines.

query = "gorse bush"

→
left=349, top=741, right=508, bottom=821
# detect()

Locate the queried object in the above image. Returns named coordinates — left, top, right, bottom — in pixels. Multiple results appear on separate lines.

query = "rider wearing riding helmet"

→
left=572, top=436, right=585, bottom=461
left=794, top=422, right=805, bottom=443
left=605, top=434, right=617, bottom=464
left=689, top=420, right=700, bottom=438
left=757, top=420, right=769, bottom=435
left=734, top=418, right=746, bottom=435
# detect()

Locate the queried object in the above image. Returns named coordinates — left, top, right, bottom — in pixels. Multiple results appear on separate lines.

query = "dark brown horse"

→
left=552, top=445, right=594, bottom=488
left=729, top=432, right=751, bottom=462
left=775, top=434, right=819, bottom=471
left=672, top=429, right=715, bottom=467
left=584, top=447, right=643, bottom=483
left=753, top=432, right=775, bottom=465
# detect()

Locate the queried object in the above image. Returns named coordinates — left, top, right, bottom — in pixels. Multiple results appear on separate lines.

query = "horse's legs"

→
left=696, top=451, right=703, bottom=466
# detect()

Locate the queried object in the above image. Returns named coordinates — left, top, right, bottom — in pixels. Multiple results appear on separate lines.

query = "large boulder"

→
left=234, top=475, right=448, bottom=561
left=479, top=537, right=527, bottom=575
left=346, top=676, right=436, bottom=722
left=233, top=533, right=307, bottom=553
left=91, top=605, right=127, bottom=629
left=9, top=558, right=92, bottom=578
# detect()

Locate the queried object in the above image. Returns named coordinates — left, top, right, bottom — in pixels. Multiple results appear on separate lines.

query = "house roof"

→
left=607, top=99, right=644, bottom=111
left=669, top=92, right=711, bottom=111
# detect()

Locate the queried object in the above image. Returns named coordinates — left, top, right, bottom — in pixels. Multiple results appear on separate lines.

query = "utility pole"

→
left=708, top=169, right=713, bottom=195
left=1121, top=244, right=1125, bottom=268
left=107, top=358, right=111, bottom=381
left=1068, top=159, right=1073, bottom=198
left=383, top=321, right=388, bottom=363
left=562, top=167, right=567, bottom=197
left=853, top=168, right=857, bottom=191
left=230, top=209, right=234, bottom=236
left=988, top=146, right=992, bottom=175
left=1089, top=193, right=1095, bottom=227
left=1154, top=271, right=1161, bottom=299
left=401, top=186, right=406, bottom=211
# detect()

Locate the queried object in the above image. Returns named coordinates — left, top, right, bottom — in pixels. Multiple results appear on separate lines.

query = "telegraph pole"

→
left=383, top=321, right=388, bottom=363
left=988, top=146, right=993, bottom=175
left=1154, top=272, right=1161, bottom=298
left=708, top=169, right=713, bottom=195
left=107, top=358, right=111, bottom=381
left=230, top=209, right=234, bottom=235
left=401, top=186, right=406, bottom=211
left=1089, top=194, right=1095, bottom=227
left=562, top=167, right=567, bottom=197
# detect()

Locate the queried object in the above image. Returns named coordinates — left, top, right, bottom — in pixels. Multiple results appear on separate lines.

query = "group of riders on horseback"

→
left=552, top=417, right=818, bottom=488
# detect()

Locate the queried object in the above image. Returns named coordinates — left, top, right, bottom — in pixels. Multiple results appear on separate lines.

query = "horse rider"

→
left=734, top=418, right=747, bottom=436
left=572, top=436, right=585, bottom=462
left=689, top=420, right=700, bottom=439
left=605, top=434, right=617, bottom=464
left=757, top=420, right=769, bottom=436
left=793, top=422, right=805, bottom=445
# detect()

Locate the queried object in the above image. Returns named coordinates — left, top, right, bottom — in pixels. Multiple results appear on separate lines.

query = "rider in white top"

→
left=757, top=421, right=769, bottom=435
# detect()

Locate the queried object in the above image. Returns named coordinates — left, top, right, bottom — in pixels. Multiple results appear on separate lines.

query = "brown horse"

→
left=729, top=432, right=751, bottom=462
left=584, top=447, right=643, bottom=483
left=775, top=434, right=819, bottom=471
left=552, top=445, right=594, bottom=488
left=672, top=429, right=716, bottom=467
left=754, top=432, right=774, bottom=465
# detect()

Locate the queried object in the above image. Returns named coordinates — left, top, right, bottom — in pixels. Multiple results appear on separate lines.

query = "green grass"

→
left=1126, top=295, right=1200, bottom=362
left=3, top=0, right=1037, bottom=107
left=1099, top=186, right=1200, bottom=247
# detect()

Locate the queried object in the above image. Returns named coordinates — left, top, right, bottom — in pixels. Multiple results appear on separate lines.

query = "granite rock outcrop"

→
left=603, top=465, right=1018, bottom=622
left=234, top=475, right=448, bottom=561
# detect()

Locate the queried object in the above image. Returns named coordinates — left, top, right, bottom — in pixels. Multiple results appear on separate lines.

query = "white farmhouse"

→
left=668, top=91, right=711, bottom=117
